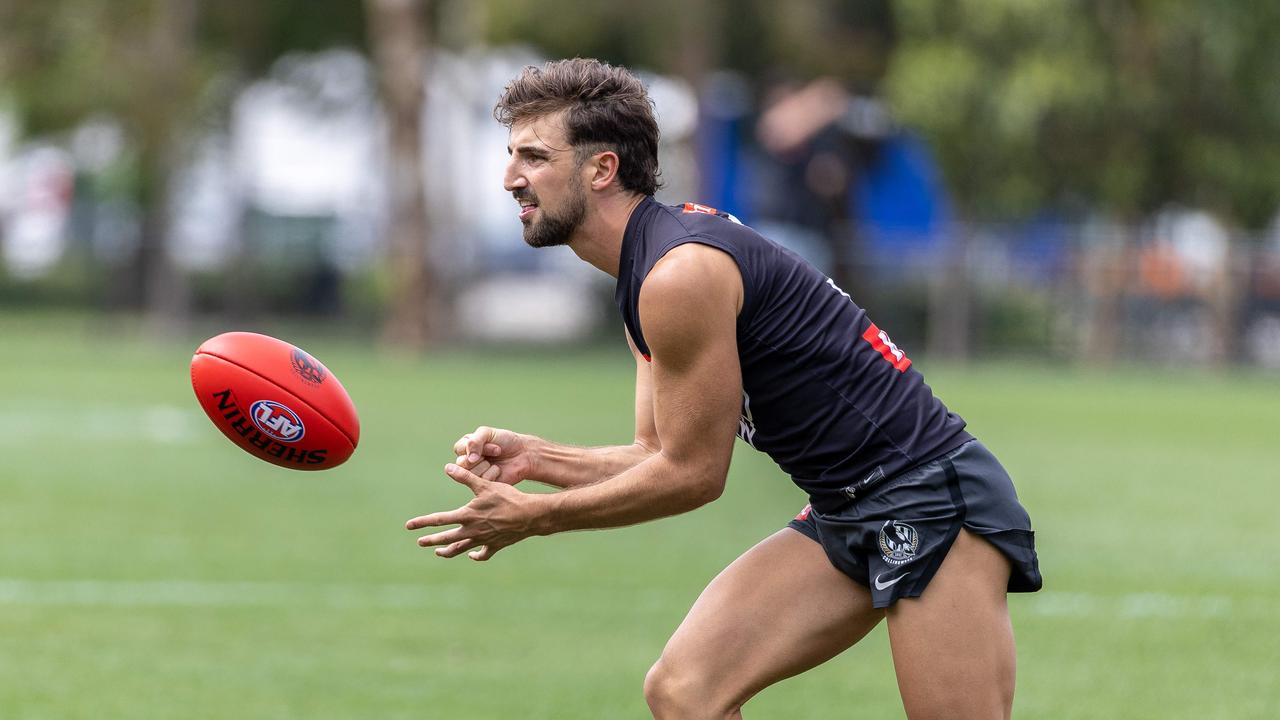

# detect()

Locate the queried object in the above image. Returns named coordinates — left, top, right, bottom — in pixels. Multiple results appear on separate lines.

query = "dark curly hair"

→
left=494, top=58, right=662, bottom=196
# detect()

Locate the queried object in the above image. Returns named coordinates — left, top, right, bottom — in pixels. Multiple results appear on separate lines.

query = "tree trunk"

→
left=926, top=222, right=972, bottom=360
left=1081, top=231, right=1127, bottom=365
left=140, top=0, right=197, bottom=335
left=1212, top=235, right=1248, bottom=367
left=365, top=0, right=436, bottom=350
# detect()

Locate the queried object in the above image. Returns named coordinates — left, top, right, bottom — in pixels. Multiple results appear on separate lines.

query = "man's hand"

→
left=453, top=426, right=536, bottom=485
left=406, top=463, right=544, bottom=561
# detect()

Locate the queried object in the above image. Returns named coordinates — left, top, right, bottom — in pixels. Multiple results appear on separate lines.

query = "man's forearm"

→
left=526, top=436, right=655, bottom=489
left=531, top=451, right=724, bottom=535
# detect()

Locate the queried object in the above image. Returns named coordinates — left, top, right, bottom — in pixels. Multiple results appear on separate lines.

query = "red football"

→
left=190, top=332, right=360, bottom=471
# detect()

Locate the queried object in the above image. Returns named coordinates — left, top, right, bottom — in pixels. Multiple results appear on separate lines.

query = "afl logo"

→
left=250, top=400, right=306, bottom=443
left=878, top=520, right=920, bottom=566
left=291, top=348, right=328, bottom=386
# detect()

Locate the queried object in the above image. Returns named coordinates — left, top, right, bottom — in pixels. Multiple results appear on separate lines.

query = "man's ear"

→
left=587, top=150, right=621, bottom=191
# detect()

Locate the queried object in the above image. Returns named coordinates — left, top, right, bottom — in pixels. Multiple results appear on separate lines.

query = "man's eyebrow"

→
left=507, top=143, right=557, bottom=157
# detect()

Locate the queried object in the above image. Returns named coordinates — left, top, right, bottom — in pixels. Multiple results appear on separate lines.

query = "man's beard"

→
left=522, top=178, right=587, bottom=248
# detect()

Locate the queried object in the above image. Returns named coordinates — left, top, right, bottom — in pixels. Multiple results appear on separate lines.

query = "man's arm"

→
left=536, top=244, right=742, bottom=530
left=410, top=243, right=743, bottom=559
left=452, top=329, right=660, bottom=489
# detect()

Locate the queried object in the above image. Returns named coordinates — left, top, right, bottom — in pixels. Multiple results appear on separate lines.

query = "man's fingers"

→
left=469, top=544, right=503, bottom=561
left=463, top=446, right=504, bottom=468
left=466, top=426, right=495, bottom=463
left=459, top=457, right=493, bottom=477
left=445, top=463, right=487, bottom=493
left=433, top=538, right=475, bottom=558
left=405, top=508, right=466, bottom=530
left=452, top=434, right=504, bottom=462
left=480, top=463, right=501, bottom=481
left=453, top=429, right=491, bottom=458
left=416, top=527, right=467, bottom=547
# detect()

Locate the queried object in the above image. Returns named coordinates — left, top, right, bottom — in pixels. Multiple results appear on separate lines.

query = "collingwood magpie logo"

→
left=878, top=521, right=920, bottom=565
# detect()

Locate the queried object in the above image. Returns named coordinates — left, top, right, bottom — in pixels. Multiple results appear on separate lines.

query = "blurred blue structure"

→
left=696, top=73, right=754, bottom=224
left=851, top=132, right=950, bottom=265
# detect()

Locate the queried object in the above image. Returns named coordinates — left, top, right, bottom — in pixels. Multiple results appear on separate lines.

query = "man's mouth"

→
left=518, top=200, right=538, bottom=221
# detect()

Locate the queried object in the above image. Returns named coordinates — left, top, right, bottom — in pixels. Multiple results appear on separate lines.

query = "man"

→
left=406, top=58, right=1041, bottom=719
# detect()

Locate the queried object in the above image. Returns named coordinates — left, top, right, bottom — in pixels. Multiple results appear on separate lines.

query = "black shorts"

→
left=788, top=439, right=1041, bottom=608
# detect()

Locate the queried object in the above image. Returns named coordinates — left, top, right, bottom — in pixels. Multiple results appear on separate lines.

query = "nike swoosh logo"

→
left=874, top=572, right=909, bottom=591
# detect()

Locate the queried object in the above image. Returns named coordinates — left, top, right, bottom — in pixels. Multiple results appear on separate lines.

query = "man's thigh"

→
left=654, top=527, right=884, bottom=709
left=886, top=529, right=1016, bottom=720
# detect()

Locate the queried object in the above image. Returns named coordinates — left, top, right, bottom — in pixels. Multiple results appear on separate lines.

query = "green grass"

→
left=1, top=311, right=1277, bottom=719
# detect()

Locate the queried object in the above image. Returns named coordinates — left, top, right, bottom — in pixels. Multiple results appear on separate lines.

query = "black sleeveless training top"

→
left=615, top=197, right=972, bottom=510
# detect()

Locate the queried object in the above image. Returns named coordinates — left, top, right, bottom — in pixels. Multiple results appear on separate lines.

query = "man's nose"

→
left=503, top=160, right=526, bottom=192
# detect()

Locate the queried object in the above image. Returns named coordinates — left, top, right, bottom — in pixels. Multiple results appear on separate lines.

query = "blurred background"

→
left=2, top=2, right=1278, bottom=719
left=4, top=0, right=1280, bottom=365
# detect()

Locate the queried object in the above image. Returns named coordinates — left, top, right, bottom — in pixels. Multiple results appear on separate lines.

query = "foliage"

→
left=479, top=0, right=893, bottom=86
left=0, top=0, right=366, bottom=138
left=885, top=0, right=1280, bottom=227
left=0, top=0, right=370, bottom=312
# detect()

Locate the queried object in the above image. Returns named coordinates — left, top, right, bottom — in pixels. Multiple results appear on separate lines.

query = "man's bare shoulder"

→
left=641, top=243, right=743, bottom=316
left=637, top=244, right=742, bottom=369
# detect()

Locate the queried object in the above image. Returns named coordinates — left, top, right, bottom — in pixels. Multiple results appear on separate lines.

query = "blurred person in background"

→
left=406, top=58, right=1040, bottom=720
left=751, top=77, right=888, bottom=289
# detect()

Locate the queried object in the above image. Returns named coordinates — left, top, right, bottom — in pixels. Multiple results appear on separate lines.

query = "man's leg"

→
left=885, top=529, right=1016, bottom=720
left=644, top=528, right=884, bottom=720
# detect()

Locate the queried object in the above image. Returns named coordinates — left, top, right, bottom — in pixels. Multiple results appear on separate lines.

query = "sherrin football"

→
left=191, top=332, right=360, bottom=470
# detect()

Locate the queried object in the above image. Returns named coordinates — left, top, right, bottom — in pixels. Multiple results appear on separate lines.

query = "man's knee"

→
left=644, top=657, right=739, bottom=719
left=643, top=659, right=691, bottom=715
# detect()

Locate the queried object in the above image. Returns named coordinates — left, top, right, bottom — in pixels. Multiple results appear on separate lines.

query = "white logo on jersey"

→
left=878, top=330, right=905, bottom=362
left=737, top=389, right=757, bottom=448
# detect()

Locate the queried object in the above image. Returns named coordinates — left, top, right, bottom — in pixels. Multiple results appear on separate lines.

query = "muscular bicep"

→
left=639, top=244, right=744, bottom=483
left=626, top=327, right=659, bottom=451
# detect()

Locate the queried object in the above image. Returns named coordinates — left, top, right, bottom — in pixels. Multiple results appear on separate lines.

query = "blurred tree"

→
left=365, top=0, right=436, bottom=350
left=0, top=0, right=207, bottom=327
left=885, top=0, right=1280, bottom=229
left=477, top=0, right=893, bottom=88
left=885, top=0, right=1280, bottom=365
left=0, top=0, right=366, bottom=327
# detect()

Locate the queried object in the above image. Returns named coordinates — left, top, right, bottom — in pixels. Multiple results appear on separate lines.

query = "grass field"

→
left=1, top=311, right=1277, bottom=719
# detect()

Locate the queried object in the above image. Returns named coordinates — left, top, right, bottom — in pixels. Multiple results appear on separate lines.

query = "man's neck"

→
left=568, top=192, right=647, bottom=278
